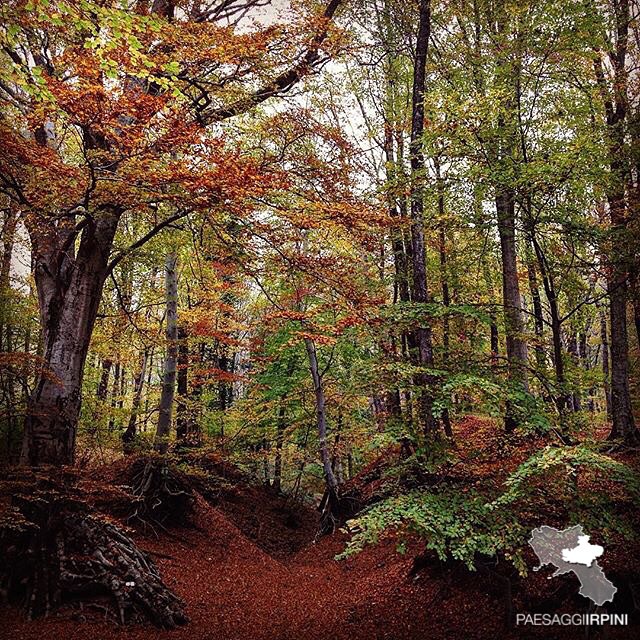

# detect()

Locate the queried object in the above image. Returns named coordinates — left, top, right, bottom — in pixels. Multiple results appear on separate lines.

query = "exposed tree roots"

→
left=317, top=487, right=359, bottom=536
left=0, top=478, right=188, bottom=628
left=127, top=457, right=195, bottom=529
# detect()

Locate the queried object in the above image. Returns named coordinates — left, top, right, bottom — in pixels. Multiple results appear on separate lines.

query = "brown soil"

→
left=2, top=418, right=638, bottom=640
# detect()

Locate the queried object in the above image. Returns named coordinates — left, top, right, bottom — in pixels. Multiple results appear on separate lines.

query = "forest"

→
left=0, top=0, right=639, bottom=638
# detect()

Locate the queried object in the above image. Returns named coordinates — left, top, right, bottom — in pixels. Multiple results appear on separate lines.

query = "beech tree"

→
left=0, top=0, right=343, bottom=465
left=1, top=7, right=639, bottom=633
left=155, top=252, right=178, bottom=453
left=593, top=0, right=638, bottom=443
left=408, top=0, right=440, bottom=438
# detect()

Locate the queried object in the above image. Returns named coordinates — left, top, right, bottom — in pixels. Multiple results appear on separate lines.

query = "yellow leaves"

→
left=276, top=331, right=337, bottom=350
left=287, top=200, right=388, bottom=235
left=149, top=22, right=276, bottom=69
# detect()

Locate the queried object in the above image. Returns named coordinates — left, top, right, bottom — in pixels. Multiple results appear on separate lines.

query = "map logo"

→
left=529, top=525, right=616, bottom=606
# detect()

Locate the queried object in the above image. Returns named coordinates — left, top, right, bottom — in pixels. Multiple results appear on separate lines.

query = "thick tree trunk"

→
left=607, top=273, right=636, bottom=440
left=593, top=0, right=638, bottom=443
left=155, top=253, right=179, bottom=454
left=409, top=0, right=439, bottom=438
left=21, top=209, right=120, bottom=466
left=605, top=143, right=637, bottom=442
left=493, top=0, right=528, bottom=432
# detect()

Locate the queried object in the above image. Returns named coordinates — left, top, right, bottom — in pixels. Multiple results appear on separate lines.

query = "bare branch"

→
left=107, top=210, right=191, bottom=275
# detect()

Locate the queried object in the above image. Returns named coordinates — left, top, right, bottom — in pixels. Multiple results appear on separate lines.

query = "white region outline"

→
left=528, top=525, right=617, bottom=606
left=561, top=535, right=604, bottom=567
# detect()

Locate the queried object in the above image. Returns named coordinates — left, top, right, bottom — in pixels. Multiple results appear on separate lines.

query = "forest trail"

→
left=2, top=462, right=509, bottom=640
left=3, top=423, right=637, bottom=640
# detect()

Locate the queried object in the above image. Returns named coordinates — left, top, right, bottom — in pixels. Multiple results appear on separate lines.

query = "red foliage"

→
left=2, top=441, right=637, bottom=640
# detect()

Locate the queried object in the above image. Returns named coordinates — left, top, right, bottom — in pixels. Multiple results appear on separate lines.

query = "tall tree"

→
left=1, top=0, right=344, bottom=466
left=493, top=0, right=529, bottom=431
left=408, top=0, right=439, bottom=438
left=594, top=0, right=638, bottom=443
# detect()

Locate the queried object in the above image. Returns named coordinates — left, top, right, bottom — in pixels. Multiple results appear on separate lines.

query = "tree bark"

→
left=525, top=240, right=546, bottom=374
left=155, top=253, right=178, bottom=454
left=435, top=157, right=453, bottom=437
left=383, top=97, right=410, bottom=306
left=496, top=189, right=529, bottom=431
left=97, top=359, right=112, bottom=401
left=21, top=208, right=121, bottom=466
left=123, top=349, right=149, bottom=453
left=630, top=268, right=640, bottom=349
left=175, top=326, right=191, bottom=445
left=493, top=0, right=529, bottom=432
left=578, top=329, right=594, bottom=412
left=409, top=0, right=439, bottom=438
left=594, top=0, right=638, bottom=443
left=0, top=203, right=19, bottom=458
left=0, top=203, right=18, bottom=352
left=108, top=360, right=121, bottom=431
left=304, top=337, right=339, bottom=530
left=531, top=232, right=569, bottom=415
left=567, top=332, right=581, bottom=412
left=600, top=310, right=613, bottom=419
left=273, top=402, right=286, bottom=494
left=607, top=274, right=635, bottom=440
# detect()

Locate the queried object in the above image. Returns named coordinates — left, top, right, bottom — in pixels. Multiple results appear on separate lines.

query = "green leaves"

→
left=339, top=444, right=639, bottom=577
left=338, top=487, right=526, bottom=573
left=496, top=445, right=640, bottom=506
left=164, top=61, right=181, bottom=77
left=379, top=302, right=493, bottom=328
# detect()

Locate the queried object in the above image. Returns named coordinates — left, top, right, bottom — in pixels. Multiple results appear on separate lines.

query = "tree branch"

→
left=200, top=0, right=343, bottom=124
left=107, top=210, right=190, bottom=275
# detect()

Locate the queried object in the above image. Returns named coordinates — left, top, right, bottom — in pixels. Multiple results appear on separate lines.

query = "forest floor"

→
left=2, top=417, right=639, bottom=640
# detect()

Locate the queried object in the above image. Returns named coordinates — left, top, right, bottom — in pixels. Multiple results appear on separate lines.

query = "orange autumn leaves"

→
left=3, top=1, right=288, bottom=215
left=3, top=0, right=377, bottom=230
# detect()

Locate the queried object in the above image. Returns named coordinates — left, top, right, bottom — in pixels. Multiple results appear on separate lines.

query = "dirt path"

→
left=6, top=450, right=635, bottom=640
left=3, top=424, right=638, bottom=640
left=3, top=491, right=510, bottom=640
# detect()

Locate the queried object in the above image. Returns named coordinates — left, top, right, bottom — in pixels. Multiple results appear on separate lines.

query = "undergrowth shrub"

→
left=338, top=445, right=640, bottom=575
